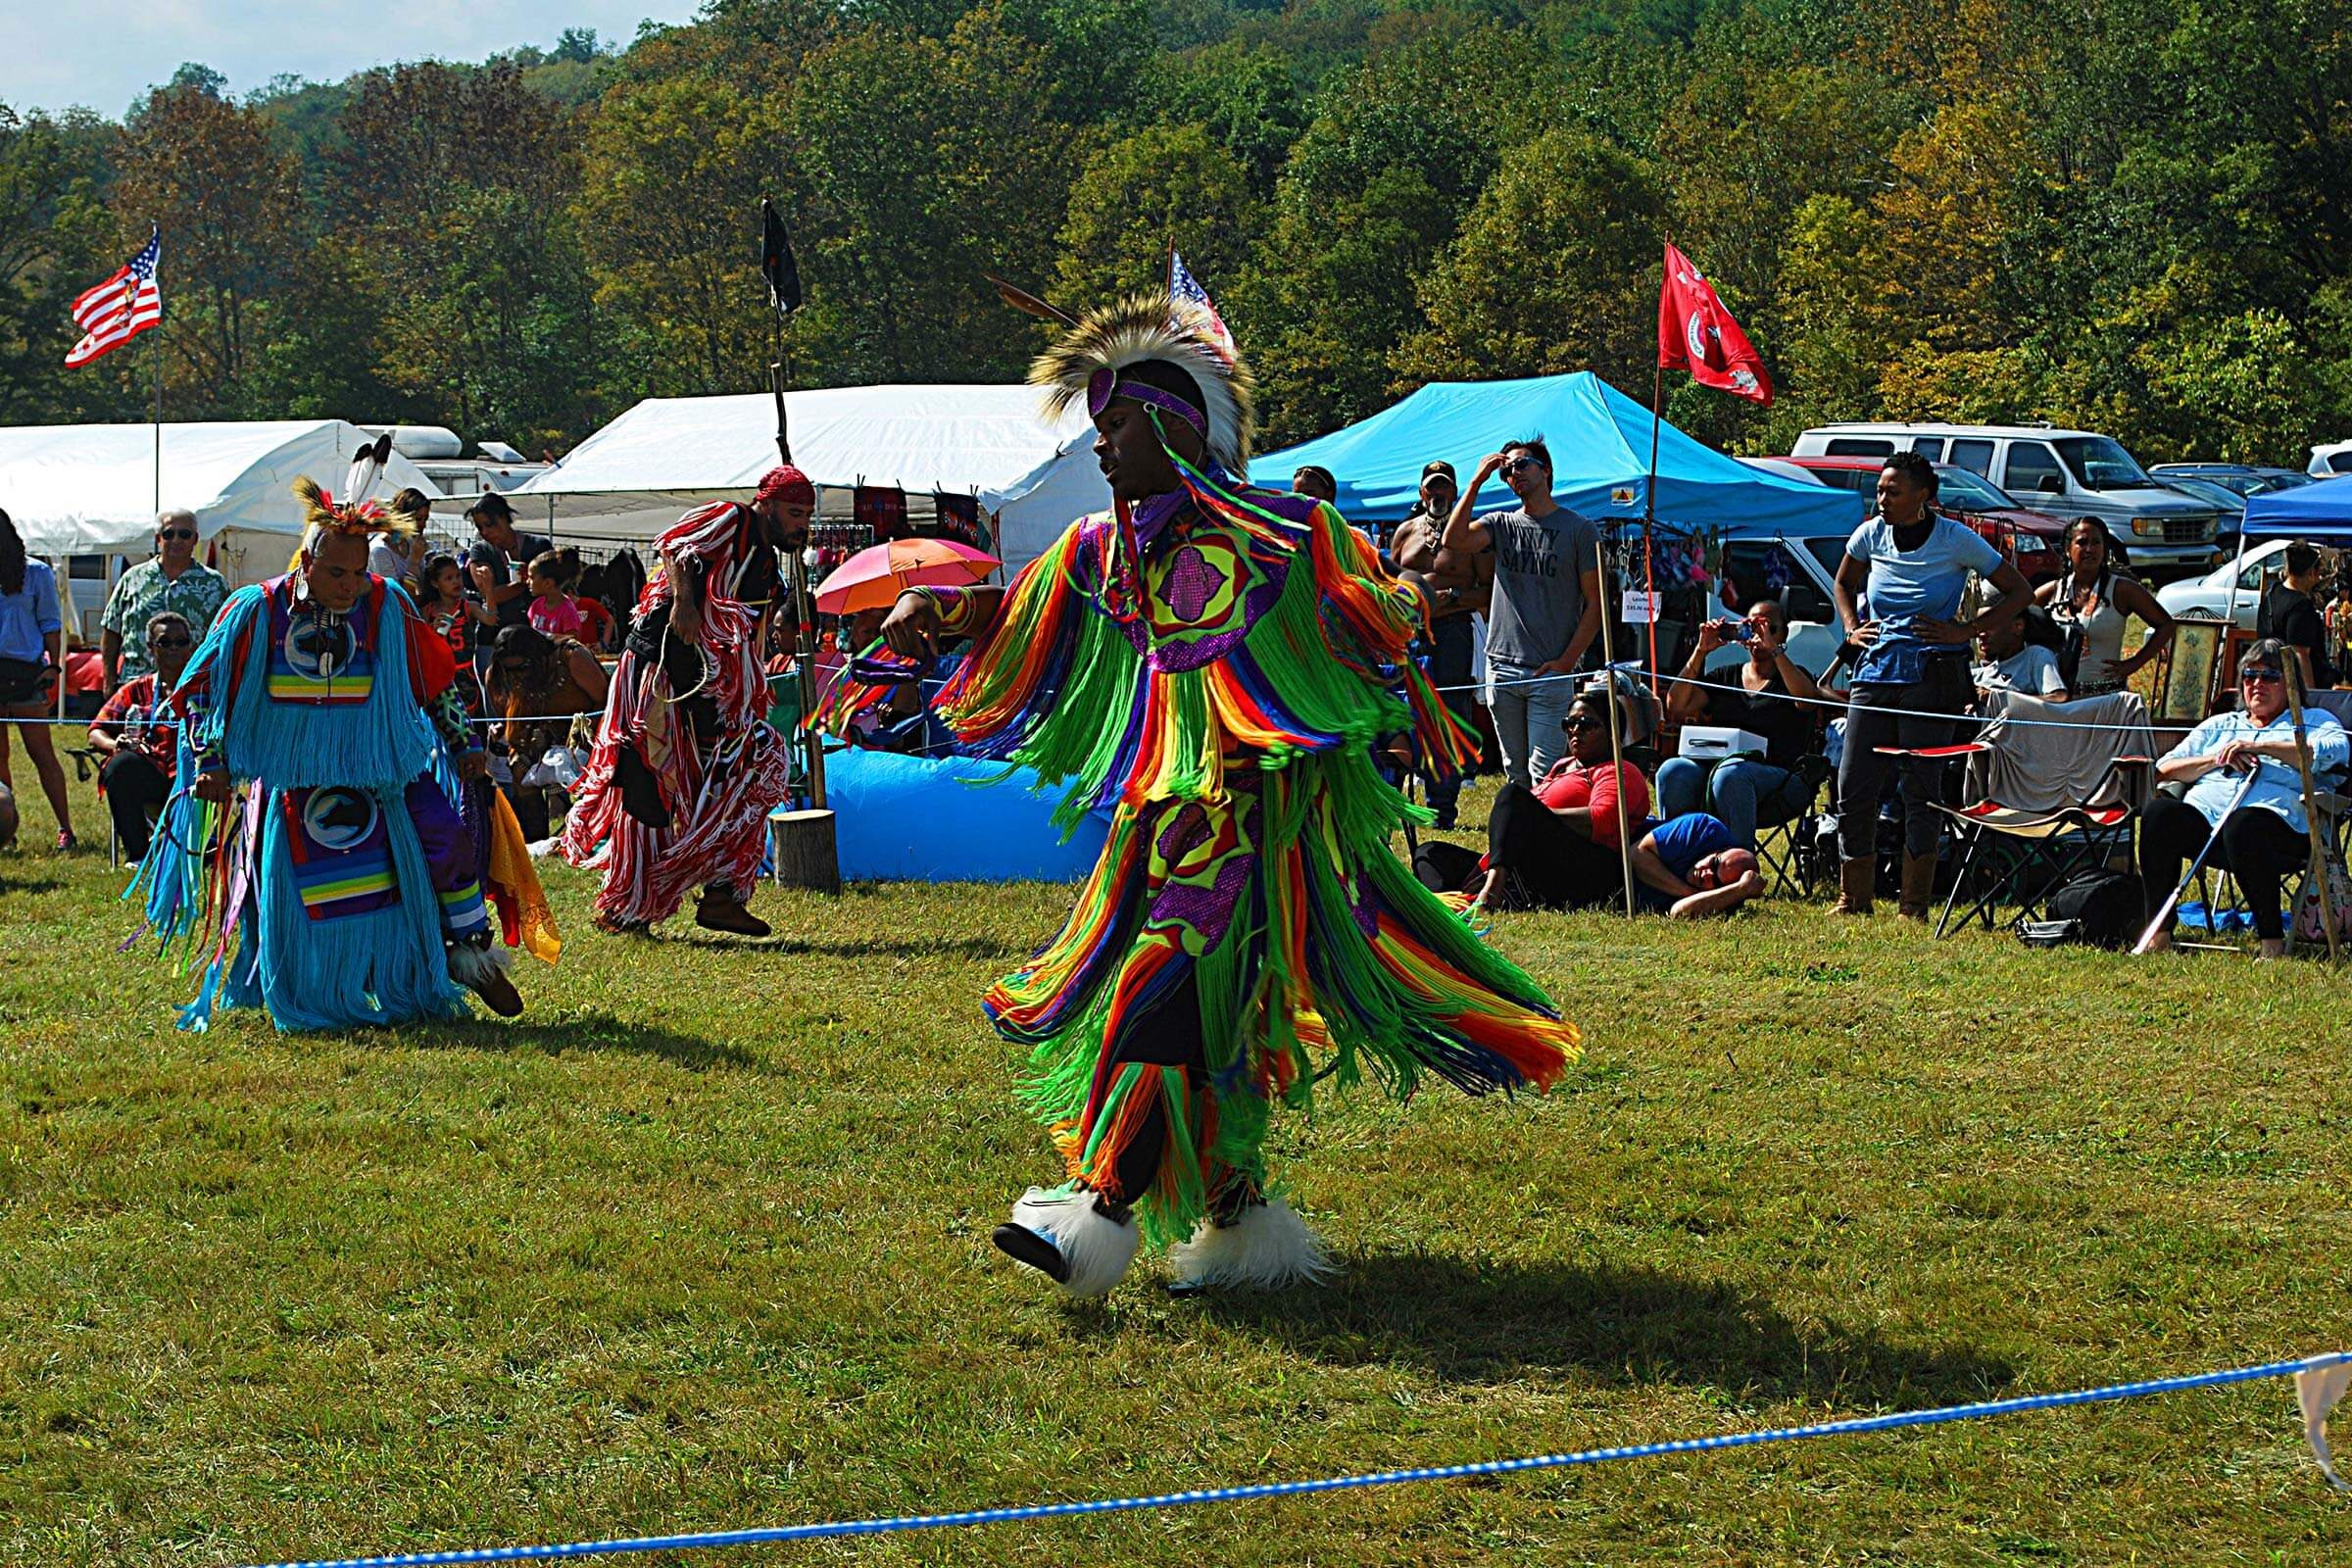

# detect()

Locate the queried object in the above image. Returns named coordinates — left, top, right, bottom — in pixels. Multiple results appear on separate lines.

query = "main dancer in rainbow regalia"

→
left=132, top=473, right=551, bottom=1031
left=880, top=294, right=1579, bottom=1298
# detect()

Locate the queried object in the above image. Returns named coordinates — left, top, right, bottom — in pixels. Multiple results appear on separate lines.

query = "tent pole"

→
left=52, top=556, right=71, bottom=722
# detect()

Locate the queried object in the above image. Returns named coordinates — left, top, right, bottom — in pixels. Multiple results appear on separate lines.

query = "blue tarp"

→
left=2245, top=477, right=2352, bottom=539
left=1250, top=372, right=1862, bottom=537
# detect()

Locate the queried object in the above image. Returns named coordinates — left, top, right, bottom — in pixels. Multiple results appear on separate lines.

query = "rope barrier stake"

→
left=246, top=1350, right=2352, bottom=1568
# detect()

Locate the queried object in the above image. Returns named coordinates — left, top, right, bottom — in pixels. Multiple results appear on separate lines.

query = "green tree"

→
left=1054, top=122, right=1259, bottom=308
left=1393, top=128, right=1665, bottom=390
left=577, top=75, right=790, bottom=396
left=112, top=78, right=302, bottom=414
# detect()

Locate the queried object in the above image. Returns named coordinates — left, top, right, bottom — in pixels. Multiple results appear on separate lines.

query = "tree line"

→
left=1, top=0, right=2345, bottom=467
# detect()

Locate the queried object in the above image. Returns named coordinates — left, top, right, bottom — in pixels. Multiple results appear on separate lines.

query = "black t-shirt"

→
left=1694, top=667, right=1807, bottom=769
left=467, top=531, right=556, bottom=630
left=2259, top=583, right=2336, bottom=686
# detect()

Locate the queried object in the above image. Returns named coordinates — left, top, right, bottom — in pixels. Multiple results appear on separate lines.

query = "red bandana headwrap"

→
left=757, top=465, right=816, bottom=510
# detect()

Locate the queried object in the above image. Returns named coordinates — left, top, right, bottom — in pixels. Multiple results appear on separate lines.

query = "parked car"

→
left=2151, top=539, right=2328, bottom=630
left=2313, top=441, right=2352, bottom=478
left=2154, top=474, right=2252, bottom=559
left=1781, top=455, right=2064, bottom=582
left=1791, top=422, right=2221, bottom=575
left=2150, top=463, right=2313, bottom=497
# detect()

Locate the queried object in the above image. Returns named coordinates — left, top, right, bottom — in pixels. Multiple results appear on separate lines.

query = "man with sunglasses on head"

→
left=1441, top=438, right=1602, bottom=788
left=99, top=510, right=226, bottom=692
left=86, top=612, right=196, bottom=859
left=2139, top=638, right=2349, bottom=959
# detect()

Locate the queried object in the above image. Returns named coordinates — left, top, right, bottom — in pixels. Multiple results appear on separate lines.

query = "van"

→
left=1790, top=422, right=2220, bottom=575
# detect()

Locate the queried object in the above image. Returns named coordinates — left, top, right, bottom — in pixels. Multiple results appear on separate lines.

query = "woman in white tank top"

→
left=2036, top=520, right=2175, bottom=695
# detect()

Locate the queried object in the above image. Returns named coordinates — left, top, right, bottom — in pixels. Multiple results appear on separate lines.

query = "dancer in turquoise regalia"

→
left=133, top=473, right=532, bottom=1031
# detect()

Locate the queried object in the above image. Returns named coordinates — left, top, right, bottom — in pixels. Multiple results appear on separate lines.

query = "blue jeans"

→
left=1655, top=757, right=1811, bottom=850
left=1488, top=661, right=1575, bottom=788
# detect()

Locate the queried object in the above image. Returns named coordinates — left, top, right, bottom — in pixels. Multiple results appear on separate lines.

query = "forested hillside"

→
left=2, top=0, right=2344, bottom=464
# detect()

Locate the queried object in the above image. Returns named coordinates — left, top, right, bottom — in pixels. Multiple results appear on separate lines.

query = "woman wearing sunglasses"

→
left=98, top=510, right=226, bottom=691
left=2139, top=638, right=2350, bottom=958
left=86, top=612, right=197, bottom=860
left=1415, top=689, right=1651, bottom=911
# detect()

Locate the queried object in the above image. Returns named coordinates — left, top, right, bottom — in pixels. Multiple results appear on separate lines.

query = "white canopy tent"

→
left=511, top=384, right=1102, bottom=564
left=0, top=418, right=441, bottom=631
left=987, top=427, right=1114, bottom=570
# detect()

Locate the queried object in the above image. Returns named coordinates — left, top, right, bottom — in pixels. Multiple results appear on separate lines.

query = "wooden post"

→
left=1593, top=533, right=1636, bottom=917
left=2279, top=662, right=2340, bottom=961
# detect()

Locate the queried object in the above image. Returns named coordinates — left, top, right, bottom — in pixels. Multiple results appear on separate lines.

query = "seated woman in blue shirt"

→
left=2139, top=638, right=2350, bottom=959
left=1830, top=452, right=2032, bottom=919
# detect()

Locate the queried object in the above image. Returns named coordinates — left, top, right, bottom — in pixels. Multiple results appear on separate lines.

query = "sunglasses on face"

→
left=2242, top=667, right=2284, bottom=684
left=1564, top=712, right=1606, bottom=732
left=1500, top=458, right=1540, bottom=477
left=158, top=529, right=197, bottom=542
left=151, top=635, right=193, bottom=649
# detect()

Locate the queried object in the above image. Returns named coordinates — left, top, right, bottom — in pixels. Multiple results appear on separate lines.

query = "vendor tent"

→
left=0, top=417, right=437, bottom=558
left=2244, top=476, right=2352, bottom=539
left=986, top=427, right=1113, bottom=569
left=1250, top=372, right=1861, bottom=538
left=512, top=384, right=1090, bottom=549
left=0, top=418, right=442, bottom=629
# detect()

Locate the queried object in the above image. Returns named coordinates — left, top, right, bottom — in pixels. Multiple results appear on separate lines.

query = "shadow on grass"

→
left=662, top=930, right=1022, bottom=962
left=0, top=873, right=65, bottom=895
left=410, top=1010, right=761, bottom=1072
left=1205, top=1253, right=2012, bottom=1407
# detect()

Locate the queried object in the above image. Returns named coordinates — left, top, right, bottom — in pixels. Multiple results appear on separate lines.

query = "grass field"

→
left=0, top=776, right=2345, bottom=1567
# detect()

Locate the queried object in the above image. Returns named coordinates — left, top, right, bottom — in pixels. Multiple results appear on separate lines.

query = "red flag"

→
left=1657, top=242, right=1772, bottom=406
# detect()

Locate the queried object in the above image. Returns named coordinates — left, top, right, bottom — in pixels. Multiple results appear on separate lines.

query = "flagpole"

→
left=1644, top=358, right=1662, bottom=699
left=150, top=318, right=164, bottom=515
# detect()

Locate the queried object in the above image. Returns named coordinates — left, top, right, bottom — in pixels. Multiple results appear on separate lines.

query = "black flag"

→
left=761, top=197, right=803, bottom=317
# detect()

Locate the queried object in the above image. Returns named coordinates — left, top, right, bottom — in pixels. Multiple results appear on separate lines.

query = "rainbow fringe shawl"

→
left=938, top=476, right=1577, bottom=1247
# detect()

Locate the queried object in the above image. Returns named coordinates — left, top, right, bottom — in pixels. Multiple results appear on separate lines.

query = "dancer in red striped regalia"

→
left=562, top=467, right=813, bottom=936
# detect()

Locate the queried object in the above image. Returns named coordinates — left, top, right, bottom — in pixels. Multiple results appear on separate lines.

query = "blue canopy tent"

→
left=1250, top=372, right=1862, bottom=538
left=2244, top=477, right=2352, bottom=539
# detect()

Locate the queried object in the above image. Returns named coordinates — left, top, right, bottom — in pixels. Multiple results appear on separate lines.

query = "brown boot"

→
left=1833, top=857, right=1874, bottom=915
left=695, top=888, right=772, bottom=939
left=1898, top=851, right=1938, bottom=923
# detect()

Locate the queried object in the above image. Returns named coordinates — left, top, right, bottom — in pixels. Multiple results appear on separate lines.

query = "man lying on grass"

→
left=1629, top=812, right=1765, bottom=918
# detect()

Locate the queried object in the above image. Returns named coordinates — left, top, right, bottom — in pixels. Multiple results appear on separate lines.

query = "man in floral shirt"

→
left=101, top=511, right=226, bottom=690
left=87, top=612, right=194, bottom=858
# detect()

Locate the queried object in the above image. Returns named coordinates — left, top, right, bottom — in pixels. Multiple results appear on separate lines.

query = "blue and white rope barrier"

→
left=250, top=1350, right=2352, bottom=1568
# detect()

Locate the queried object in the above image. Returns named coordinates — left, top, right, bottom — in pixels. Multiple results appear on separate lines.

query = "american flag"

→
left=65, top=227, right=163, bottom=368
left=1168, top=251, right=1235, bottom=362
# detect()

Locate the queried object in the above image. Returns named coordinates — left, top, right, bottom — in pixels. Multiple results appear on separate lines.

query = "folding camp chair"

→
left=1875, top=689, right=2156, bottom=937
left=1754, top=754, right=1836, bottom=896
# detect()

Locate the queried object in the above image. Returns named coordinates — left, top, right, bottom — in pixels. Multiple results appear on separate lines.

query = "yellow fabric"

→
left=485, top=787, right=562, bottom=965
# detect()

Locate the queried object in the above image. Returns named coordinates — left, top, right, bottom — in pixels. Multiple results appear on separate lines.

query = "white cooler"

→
left=1678, top=725, right=1769, bottom=761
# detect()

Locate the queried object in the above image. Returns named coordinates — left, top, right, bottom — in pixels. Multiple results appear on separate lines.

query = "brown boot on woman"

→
left=1898, top=851, right=1938, bottom=923
left=1834, top=858, right=1875, bottom=914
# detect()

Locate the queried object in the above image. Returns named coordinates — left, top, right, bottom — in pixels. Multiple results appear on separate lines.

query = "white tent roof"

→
left=0, top=418, right=437, bottom=558
left=988, top=431, right=1113, bottom=570
left=512, top=384, right=1092, bottom=548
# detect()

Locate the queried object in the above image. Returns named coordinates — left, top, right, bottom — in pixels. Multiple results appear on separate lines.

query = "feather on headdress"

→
left=291, top=437, right=421, bottom=537
left=1029, top=291, right=1253, bottom=471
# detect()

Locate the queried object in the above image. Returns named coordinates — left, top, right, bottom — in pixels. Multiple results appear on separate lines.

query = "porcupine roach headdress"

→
left=290, top=434, right=424, bottom=538
left=1023, top=288, right=1255, bottom=473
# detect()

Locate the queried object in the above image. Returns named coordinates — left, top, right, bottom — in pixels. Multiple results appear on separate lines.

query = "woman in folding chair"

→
left=1830, top=453, right=2033, bottom=918
left=2139, top=639, right=2349, bottom=960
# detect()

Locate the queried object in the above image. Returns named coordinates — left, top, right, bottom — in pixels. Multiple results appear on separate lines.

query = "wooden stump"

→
left=769, top=808, right=841, bottom=894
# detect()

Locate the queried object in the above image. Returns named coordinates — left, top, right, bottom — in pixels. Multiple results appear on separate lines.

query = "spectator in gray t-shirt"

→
left=1440, top=437, right=1602, bottom=785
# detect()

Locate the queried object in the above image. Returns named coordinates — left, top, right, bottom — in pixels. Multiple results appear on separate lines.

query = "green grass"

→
left=0, top=778, right=2345, bottom=1567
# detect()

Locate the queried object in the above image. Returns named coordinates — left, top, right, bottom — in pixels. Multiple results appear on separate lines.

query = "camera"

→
left=1715, top=618, right=1752, bottom=643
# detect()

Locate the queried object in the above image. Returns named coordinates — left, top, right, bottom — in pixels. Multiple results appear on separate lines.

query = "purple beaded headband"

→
left=1086, top=366, right=1208, bottom=439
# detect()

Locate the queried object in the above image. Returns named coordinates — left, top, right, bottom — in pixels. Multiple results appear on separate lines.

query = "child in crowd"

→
left=526, top=551, right=587, bottom=640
